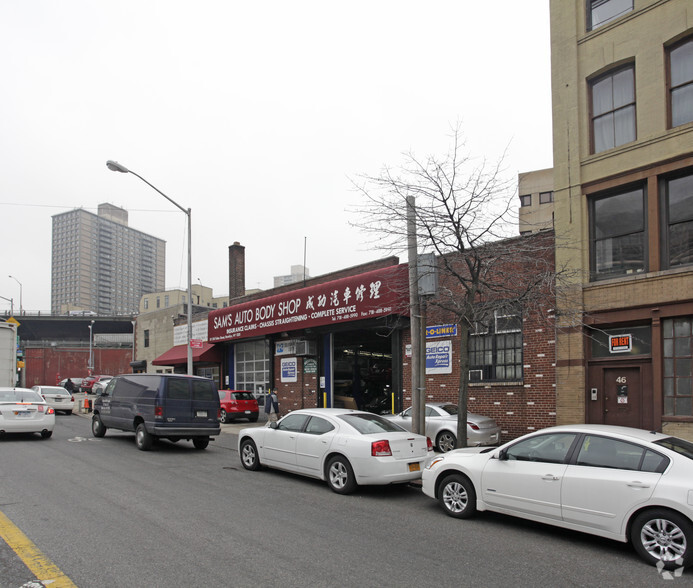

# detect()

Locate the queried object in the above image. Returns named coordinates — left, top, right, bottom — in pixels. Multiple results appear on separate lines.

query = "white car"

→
left=32, top=385, right=76, bottom=415
left=422, top=424, right=693, bottom=569
left=0, top=387, right=56, bottom=438
left=384, top=403, right=501, bottom=451
left=239, top=408, right=433, bottom=494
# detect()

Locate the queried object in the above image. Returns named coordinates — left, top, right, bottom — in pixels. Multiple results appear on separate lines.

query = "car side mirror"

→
left=497, top=448, right=508, bottom=461
left=269, top=422, right=278, bottom=430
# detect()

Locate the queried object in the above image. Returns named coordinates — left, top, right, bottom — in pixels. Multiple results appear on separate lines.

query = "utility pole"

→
left=407, top=196, right=423, bottom=435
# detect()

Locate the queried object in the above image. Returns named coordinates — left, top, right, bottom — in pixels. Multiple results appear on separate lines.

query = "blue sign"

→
left=426, top=340, right=452, bottom=374
left=426, top=324, right=457, bottom=338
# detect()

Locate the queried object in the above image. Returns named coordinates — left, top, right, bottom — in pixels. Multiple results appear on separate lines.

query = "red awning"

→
left=152, top=342, right=221, bottom=366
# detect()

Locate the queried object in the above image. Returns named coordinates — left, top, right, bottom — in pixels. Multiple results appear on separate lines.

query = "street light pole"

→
left=8, top=276, right=22, bottom=315
left=88, top=320, right=95, bottom=373
left=106, top=160, right=193, bottom=376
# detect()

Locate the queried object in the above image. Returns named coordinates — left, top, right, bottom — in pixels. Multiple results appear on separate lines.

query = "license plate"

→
left=244, top=410, right=251, bottom=414
left=14, top=411, right=31, bottom=418
left=408, top=462, right=420, bottom=472
left=196, top=410, right=207, bottom=418
left=55, top=398, right=63, bottom=402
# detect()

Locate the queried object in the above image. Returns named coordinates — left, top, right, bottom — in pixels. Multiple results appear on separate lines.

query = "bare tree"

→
left=352, top=127, right=556, bottom=447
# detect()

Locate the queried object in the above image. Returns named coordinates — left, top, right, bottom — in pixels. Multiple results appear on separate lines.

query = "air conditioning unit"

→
left=468, top=369, right=483, bottom=382
left=294, top=340, right=317, bottom=356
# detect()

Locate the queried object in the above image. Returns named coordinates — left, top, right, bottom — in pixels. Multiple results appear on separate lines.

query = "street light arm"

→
left=106, top=160, right=189, bottom=216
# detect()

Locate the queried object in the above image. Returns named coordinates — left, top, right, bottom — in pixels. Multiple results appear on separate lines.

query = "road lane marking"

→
left=0, top=510, right=77, bottom=587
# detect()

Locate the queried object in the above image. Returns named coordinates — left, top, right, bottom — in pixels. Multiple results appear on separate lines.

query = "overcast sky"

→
left=0, top=1, right=552, bottom=313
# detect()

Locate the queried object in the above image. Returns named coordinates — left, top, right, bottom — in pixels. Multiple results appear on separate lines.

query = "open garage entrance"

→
left=331, top=328, right=400, bottom=414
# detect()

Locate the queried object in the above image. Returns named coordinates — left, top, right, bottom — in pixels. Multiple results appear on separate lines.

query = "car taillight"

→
left=468, top=422, right=479, bottom=430
left=155, top=405, right=163, bottom=418
left=427, top=437, right=434, bottom=452
left=371, top=440, right=392, bottom=457
left=70, top=396, right=74, bottom=401
left=46, top=407, right=55, bottom=415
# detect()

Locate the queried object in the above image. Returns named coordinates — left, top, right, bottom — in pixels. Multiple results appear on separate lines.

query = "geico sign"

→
left=427, top=344, right=451, bottom=354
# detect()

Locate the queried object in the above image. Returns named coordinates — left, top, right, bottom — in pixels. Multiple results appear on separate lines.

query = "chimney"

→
left=228, top=242, right=246, bottom=299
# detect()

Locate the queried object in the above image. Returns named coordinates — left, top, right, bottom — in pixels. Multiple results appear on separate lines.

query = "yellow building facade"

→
left=550, top=0, right=693, bottom=437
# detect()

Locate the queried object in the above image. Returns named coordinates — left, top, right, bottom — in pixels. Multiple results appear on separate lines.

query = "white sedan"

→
left=0, top=387, right=56, bottom=438
left=32, top=385, right=76, bottom=415
left=239, top=408, right=433, bottom=494
left=422, top=424, right=693, bottom=570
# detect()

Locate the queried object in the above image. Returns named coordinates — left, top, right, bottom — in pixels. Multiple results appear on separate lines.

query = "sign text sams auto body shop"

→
left=208, top=265, right=409, bottom=342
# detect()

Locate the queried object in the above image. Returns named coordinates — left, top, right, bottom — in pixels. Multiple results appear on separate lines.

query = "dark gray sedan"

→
left=384, top=403, right=500, bottom=452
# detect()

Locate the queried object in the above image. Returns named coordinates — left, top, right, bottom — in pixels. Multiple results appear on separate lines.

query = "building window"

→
left=590, top=187, right=645, bottom=280
left=156, top=297, right=160, bottom=309
left=662, top=172, right=693, bottom=269
left=591, top=65, right=636, bottom=154
left=668, top=37, right=693, bottom=128
left=663, top=317, right=693, bottom=417
left=164, top=295, right=169, bottom=308
left=520, top=194, right=531, bottom=207
left=469, top=309, right=523, bottom=382
left=587, top=0, right=633, bottom=31
left=539, top=191, right=554, bottom=204
left=144, top=329, right=150, bottom=348
left=143, top=298, right=149, bottom=310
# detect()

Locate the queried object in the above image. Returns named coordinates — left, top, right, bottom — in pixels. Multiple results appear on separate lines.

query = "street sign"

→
left=190, top=339, right=203, bottom=349
left=7, top=317, right=20, bottom=326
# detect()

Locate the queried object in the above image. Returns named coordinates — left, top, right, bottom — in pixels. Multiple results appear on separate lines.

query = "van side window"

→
left=168, top=379, right=190, bottom=400
left=192, top=380, right=216, bottom=401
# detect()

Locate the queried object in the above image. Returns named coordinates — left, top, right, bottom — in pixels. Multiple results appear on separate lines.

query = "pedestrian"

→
left=265, top=389, right=279, bottom=422
left=64, top=378, right=75, bottom=393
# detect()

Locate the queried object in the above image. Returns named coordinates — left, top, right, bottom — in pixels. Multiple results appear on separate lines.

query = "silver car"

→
left=384, top=403, right=500, bottom=452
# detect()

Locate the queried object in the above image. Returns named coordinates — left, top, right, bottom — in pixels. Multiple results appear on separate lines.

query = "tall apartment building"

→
left=550, top=0, right=693, bottom=438
left=52, top=203, right=165, bottom=315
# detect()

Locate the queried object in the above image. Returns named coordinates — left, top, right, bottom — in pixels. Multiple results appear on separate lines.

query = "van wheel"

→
left=135, top=423, right=153, bottom=451
left=92, top=416, right=107, bottom=438
left=193, top=436, right=210, bottom=450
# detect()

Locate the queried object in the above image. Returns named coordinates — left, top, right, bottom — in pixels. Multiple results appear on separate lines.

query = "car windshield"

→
left=439, top=404, right=458, bottom=415
left=0, top=390, right=43, bottom=403
left=339, top=413, right=406, bottom=434
left=654, top=437, right=693, bottom=461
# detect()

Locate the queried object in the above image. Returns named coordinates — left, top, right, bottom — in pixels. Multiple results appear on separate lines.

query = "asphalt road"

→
left=0, top=412, right=685, bottom=587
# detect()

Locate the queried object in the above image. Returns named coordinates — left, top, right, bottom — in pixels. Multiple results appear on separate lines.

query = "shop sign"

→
left=281, top=357, right=297, bottom=382
left=426, top=324, right=457, bottom=338
left=174, top=320, right=208, bottom=346
left=609, top=334, right=632, bottom=354
left=208, top=265, right=409, bottom=342
left=426, top=340, right=452, bottom=374
left=304, top=358, right=318, bottom=374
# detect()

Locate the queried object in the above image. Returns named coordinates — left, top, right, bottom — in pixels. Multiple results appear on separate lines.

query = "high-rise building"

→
left=51, top=203, right=165, bottom=315
left=550, top=0, right=693, bottom=438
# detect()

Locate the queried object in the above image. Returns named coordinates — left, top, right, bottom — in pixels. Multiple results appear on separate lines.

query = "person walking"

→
left=64, top=378, right=75, bottom=393
left=265, top=389, right=279, bottom=422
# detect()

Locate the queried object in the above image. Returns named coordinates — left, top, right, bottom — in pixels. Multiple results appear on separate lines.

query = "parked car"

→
left=81, top=375, right=111, bottom=394
left=218, top=390, right=259, bottom=423
left=91, top=374, right=221, bottom=451
left=91, top=376, right=114, bottom=396
left=60, top=378, right=83, bottom=391
left=238, top=408, right=433, bottom=494
left=383, top=403, right=500, bottom=452
left=422, top=424, right=693, bottom=570
left=32, top=385, right=75, bottom=415
left=0, top=387, right=55, bottom=438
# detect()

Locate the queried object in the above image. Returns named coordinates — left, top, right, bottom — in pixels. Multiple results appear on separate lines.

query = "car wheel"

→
left=240, top=439, right=261, bottom=471
left=92, top=415, right=107, bottom=438
left=631, top=509, right=693, bottom=569
left=439, top=474, right=476, bottom=519
left=436, top=431, right=457, bottom=453
left=326, top=456, right=357, bottom=494
left=193, top=436, right=210, bottom=450
left=220, top=409, right=228, bottom=424
left=135, top=423, right=153, bottom=451
left=40, top=430, right=53, bottom=439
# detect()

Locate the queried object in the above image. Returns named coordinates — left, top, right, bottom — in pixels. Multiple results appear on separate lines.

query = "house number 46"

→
left=616, top=376, right=628, bottom=384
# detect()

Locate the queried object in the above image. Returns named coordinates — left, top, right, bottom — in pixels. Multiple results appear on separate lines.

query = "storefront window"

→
left=235, top=339, right=270, bottom=395
left=664, top=317, right=693, bottom=417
